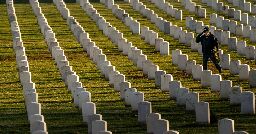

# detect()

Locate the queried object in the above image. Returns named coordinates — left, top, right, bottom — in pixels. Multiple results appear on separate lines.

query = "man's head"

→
left=203, top=26, right=210, bottom=35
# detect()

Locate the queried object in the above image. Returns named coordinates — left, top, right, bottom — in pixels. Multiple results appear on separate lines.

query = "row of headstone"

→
left=31, top=1, right=109, bottom=134
left=140, top=0, right=256, bottom=111
left=218, top=118, right=249, bottom=134
left=53, top=1, right=117, bottom=133
left=181, top=0, right=206, bottom=18
left=80, top=1, right=181, bottom=132
left=227, top=0, right=256, bottom=14
left=6, top=0, right=48, bottom=133
left=201, top=0, right=256, bottom=28
left=209, top=13, right=256, bottom=43
left=150, top=0, right=184, bottom=20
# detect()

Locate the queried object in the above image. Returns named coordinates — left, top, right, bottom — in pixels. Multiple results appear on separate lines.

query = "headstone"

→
left=245, top=46, right=255, bottom=60
left=27, top=102, right=41, bottom=121
left=237, top=41, right=247, bottom=55
left=138, top=101, right=152, bottom=124
left=177, top=87, right=189, bottom=106
left=148, top=64, right=159, bottom=80
left=125, top=88, right=137, bottom=105
left=192, top=64, right=203, bottom=80
left=195, top=101, right=210, bottom=124
left=220, top=80, right=232, bottom=99
left=169, top=81, right=182, bottom=99
left=186, top=60, right=196, bottom=75
left=249, top=70, right=256, bottom=87
left=92, top=120, right=107, bottom=134
left=229, top=20, right=237, bottom=34
left=171, top=49, right=182, bottom=65
left=82, top=102, right=96, bottom=122
left=155, top=38, right=164, bottom=51
left=119, top=81, right=131, bottom=100
left=230, top=86, right=242, bottom=105
left=239, top=64, right=250, bottom=80
left=147, top=113, right=161, bottom=133
left=229, top=60, right=241, bottom=75
left=78, top=91, right=91, bottom=109
left=241, top=91, right=255, bottom=114
left=30, top=121, right=47, bottom=133
left=242, top=25, right=251, bottom=38
left=235, top=24, right=243, bottom=36
left=218, top=118, right=234, bottom=134
left=178, top=54, right=188, bottom=71
left=161, top=74, right=173, bottom=91
left=234, top=10, right=241, bottom=21
left=241, top=13, right=248, bottom=25
left=220, top=54, right=230, bottom=69
left=186, top=92, right=199, bottom=111
left=153, top=119, right=169, bottom=134
left=160, top=41, right=169, bottom=55
left=87, top=114, right=102, bottom=134
left=228, top=37, right=237, bottom=51
left=131, top=92, right=144, bottom=111
left=155, top=70, right=166, bottom=87
left=201, top=70, right=212, bottom=87
left=210, top=74, right=222, bottom=91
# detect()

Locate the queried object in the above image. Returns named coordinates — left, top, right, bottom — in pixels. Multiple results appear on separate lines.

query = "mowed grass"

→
left=67, top=1, right=255, bottom=133
left=0, top=0, right=255, bottom=133
left=39, top=2, right=145, bottom=133
left=0, top=4, right=30, bottom=133
left=14, top=3, right=87, bottom=133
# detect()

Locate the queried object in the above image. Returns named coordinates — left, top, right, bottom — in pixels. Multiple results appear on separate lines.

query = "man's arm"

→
left=196, top=32, right=204, bottom=43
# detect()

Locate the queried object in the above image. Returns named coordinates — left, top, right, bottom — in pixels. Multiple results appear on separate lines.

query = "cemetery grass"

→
left=66, top=1, right=256, bottom=134
left=14, top=3, right=87, bottom=133
left=40, top=3, right=146, bottom=133
left=0, top=0, right=255, bottom=133
left=0, top=4, right=30, bottom=133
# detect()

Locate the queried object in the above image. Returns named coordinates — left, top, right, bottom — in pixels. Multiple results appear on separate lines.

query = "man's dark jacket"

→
left=196, top=32, right=218, bottom=54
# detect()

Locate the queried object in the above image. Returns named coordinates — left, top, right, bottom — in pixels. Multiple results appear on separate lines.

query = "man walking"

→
left=196, top=26, right=222, bottom=73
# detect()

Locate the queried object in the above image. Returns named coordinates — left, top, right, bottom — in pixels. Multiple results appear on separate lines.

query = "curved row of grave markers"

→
left=73, top=0, right=182, bottom=133
left=28, top=0, right=113, bottom=133
left=6, top=0, right=47, bottom=133
left=97, top=0, right=256, bottom=116
left=80, top=0, right=211, bottom=130
left=79, top=0, right=254, bottom=133
left=3, top=0, right=254, bottom=132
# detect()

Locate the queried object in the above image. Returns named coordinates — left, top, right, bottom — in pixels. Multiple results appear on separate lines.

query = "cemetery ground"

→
left=0, top=0, right=256, bottom=133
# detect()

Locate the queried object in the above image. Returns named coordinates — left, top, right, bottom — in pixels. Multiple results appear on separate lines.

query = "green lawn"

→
left=0, top=0, right=255, bottom=133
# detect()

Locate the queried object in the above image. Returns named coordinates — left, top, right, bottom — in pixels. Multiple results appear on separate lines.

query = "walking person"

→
left=196, top=26, right=222, bottom=73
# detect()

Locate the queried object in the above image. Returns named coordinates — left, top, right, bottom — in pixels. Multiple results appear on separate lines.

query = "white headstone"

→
left=230, top=86, right=242, bottom=105
left=92, top=120, right=107, bottom=134
left=138, top=101, right=152, bottom=124
left=186, top=92, right=199, bottom=111
left=239, top=64, right=250, bottom=80
left=249, top=69, right=256, bottom=87
left=220, top=80, right=232, bottom=99
left=241, top=91, right=255, bottom=114
left=161, top=74, right=173, bottom=91
left=210, top=74, right=222, bottom=91
left=218, top=118, right=234, bottom=134
left=82, top=102, right=96, bottom=122
left=169, top=81, right=182, bottom=99
left=201, top=70, right=212, bottom=87
left=195, top=101, right=210, bottom=124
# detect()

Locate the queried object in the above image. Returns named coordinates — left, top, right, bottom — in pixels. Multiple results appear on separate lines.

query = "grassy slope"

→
left=15, top=3, right=87, bottom=133
left=0, top=4, right=30, bottom=133
left=0, top=0, right=255, bottom=133
left=40, top=3, right=145, bottom=133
